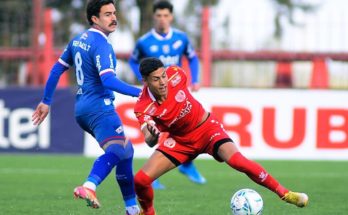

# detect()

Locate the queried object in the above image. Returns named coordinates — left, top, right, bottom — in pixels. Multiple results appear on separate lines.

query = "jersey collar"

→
left=147, top=87, right=157, bottom=102
left=88, top=28, right=108, bottom=40
left=151, top=28, right=173, bottom=40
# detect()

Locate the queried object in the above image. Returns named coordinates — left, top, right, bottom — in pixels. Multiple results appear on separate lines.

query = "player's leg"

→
left=74, top=112, right=139, bottom=212
left=115, top=140, right=141, bottom=215
left=158, top=132, right=206, bottom=185
left=217, top=141, right=308, bottom=207
left=178, top=161, right=206, bottom=184
left=73, top=140, right=125, bottom=208
left=150, top=133, right=169, bottom=190
left=134, top=150, right=177, bottom=215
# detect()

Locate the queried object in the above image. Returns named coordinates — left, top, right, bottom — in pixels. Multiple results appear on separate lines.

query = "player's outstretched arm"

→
left=188, top=56, right=200, bottom=92
left=32, top=61, right=67, bottom=126
left=100, top=72, right=141, bottom=97
left=32, top=102, right=50, bottom=125
left=142, top=121, right=160, bottom=147
left=128, top=57, right=142, bottom=82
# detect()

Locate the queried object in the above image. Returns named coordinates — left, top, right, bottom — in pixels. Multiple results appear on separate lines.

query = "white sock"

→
left=126, top=205, right=140, bottom=215
left=83, top=181, right=96, bottom=191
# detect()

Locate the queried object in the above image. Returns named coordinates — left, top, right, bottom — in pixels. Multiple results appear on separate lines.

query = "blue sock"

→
left=116, top=157, right=137, bottom=207
left=87, top=152, right=120, bottom=186
left=182, top=161, right=194, bottom=168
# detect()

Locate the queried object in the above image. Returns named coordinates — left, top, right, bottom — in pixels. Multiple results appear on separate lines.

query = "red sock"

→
left=227, top=152, right=288, bottom=198
left=134, top=170, right=155, bottom=215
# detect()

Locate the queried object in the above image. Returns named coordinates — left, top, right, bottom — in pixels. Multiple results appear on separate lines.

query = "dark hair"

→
left=153, top=1, right=173, bottom=13
left=139, top=57, right=164, bottom=77
left=86, top=0, right=115, bottom=25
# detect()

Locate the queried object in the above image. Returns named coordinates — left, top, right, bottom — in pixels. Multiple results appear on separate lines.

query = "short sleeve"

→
left=135, top=112, right=154, bottom=130
left=183, top=34, right=197, bottom=59
left=59, top=42, right=73, bottom=66
left=94, top=43, right=117, bottom=75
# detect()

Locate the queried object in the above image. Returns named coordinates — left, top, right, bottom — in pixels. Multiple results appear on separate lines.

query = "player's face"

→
left=145, top=67, right=168, bottom=99
left=153, top=9, right=173, bottom=33
left=92, top=3, right=117, bottom=34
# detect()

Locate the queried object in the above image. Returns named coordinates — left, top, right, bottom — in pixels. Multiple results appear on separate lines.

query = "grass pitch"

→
left=0, top=155, right=347, bottom=215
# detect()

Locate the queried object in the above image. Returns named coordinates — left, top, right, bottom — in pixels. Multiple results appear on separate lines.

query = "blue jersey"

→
left=130, top=28, right=197, bottom=67
left=59, top=28, right=118, bottom=116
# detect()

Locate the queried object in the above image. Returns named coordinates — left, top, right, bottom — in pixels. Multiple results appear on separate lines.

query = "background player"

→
left=133, top=57, right=309, bottom=215
left=128, top=0, right=204, bottom=189
left=32, top=1, right=141, bottom=214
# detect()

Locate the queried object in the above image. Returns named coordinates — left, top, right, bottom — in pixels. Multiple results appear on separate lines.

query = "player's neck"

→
left=92, top=25, right=111, bottom=36
left=155, top=95, right=167, bottom=105
left=155, top=28, right=170, bottom=37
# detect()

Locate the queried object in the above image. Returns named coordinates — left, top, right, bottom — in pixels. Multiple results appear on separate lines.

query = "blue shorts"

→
left=76, top=110, right=126, bottom=147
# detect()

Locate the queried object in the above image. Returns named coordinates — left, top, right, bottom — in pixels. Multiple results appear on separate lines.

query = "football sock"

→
left=134, top=170, right=154, bottom=212
left=181, top=161, right=193, bottom=167
left=86, top=152, right=120, bottom=187
left=227, top=152, right=288, bottom=197
left=83, top=181, right=97, bottom=191
left=116, top=157, right=137, bottom=207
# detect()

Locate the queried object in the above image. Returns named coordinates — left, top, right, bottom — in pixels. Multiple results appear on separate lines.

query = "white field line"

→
left=0, top=168, right=81, bottom=175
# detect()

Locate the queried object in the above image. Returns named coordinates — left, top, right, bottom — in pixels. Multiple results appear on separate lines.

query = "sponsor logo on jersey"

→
left=109, top=54, right=114, bottom=69
left=148, top=105, right=157, bottom=115
left=157, top=108, right=167, bottom=118
left=168, top=100, right=192, bottom=127
left=77, top=88, right=83, bottom=94
left=96, top=55, right=101, bottom=71
left=162, top=45, right=170, bottom=54
left=175, top=90, right=186, bottom=102
left=164, top=137, right=176, bottom=148
left=171, top=73, right=182, bottom=87
left=115, top=125, right=124, bottom=134
left=150, top=45, right=158, bottom=52
left=159, top=55, right=179, bottom=66
left=104, top=98, right=112, bottom=105
left=81, top=32, right=88, bottom=40
left=209, top=132, right=221, bottom=142
left=173, top=40, right=183, bottom=49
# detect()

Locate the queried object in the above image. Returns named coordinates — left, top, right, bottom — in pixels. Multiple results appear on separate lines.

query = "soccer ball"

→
left=230, top=188, right=263, bottom=215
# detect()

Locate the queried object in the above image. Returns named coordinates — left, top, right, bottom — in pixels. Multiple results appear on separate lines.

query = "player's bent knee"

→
left=104, top=140, right=134, bottom=160
left=105, top=142, right=127, bottom=160
left=123, top=141, right=134, bottom=159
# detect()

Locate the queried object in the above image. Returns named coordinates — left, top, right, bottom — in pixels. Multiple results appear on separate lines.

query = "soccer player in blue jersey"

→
left=32, top=1, right=141, bottom=214
left=128, top=0, right=205, bottom=189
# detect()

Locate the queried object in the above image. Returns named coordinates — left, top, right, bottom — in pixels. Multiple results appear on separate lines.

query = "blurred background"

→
left=0, top=0, right=347, bottom=158
left=1, top=2, right=347, bottom=214
left=1, top=0, right=348, bottom=89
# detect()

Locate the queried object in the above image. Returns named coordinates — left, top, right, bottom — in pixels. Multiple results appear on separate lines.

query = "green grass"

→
left=0, top=155, right=347, bottom=215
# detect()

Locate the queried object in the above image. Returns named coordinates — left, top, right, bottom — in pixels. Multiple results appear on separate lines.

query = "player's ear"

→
left=169, top=13, right=174, bottom=22
left=91, top=15, right=99, bottom=25
left=141, top=77, right=147, bottom=85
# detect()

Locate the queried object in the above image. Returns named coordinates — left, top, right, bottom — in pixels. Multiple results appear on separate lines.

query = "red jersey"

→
left=134, top=66, right=205, bottom=136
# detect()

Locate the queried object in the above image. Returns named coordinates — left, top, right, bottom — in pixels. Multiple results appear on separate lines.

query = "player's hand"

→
left=146, top=122, right=160, bottom=138
left=32, top=102, right=50, bottom=125
left=145, top=121, right=160, bottom=147
left=190, top=83, right=200, bottom=92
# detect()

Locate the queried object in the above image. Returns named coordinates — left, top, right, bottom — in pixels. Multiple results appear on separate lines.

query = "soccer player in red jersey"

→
left=129, top=0, right=205, bottom=189
left=133, top=57, right=309, bottom=215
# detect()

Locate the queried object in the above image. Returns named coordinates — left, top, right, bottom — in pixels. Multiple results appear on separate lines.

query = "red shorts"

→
left=156, top=113, right=233, bottom=166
